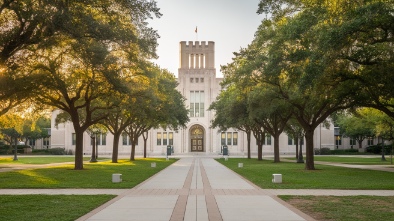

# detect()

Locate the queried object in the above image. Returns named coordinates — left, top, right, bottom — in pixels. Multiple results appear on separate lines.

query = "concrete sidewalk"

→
left=76, top=157, right=313, bottom=221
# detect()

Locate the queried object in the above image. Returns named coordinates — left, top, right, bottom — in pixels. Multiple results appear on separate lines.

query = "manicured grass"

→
left=313, top=156, right=394, bottom=165
left=0, top=195, right=115, bottom=221
left=280, top=195, right=394, bottom=221
left=0, top=158, right=177, bottom=188
left=217, top=158, right=394, bottom=189
left=0, top=156, right=91, bottom=164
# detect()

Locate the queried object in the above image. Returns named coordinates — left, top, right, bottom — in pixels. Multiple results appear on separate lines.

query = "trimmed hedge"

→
left=366, top=144, right=392, bottom=155
left=32, top=148, right=67, bottom=155
left=0, top=145, right=30, bottom=154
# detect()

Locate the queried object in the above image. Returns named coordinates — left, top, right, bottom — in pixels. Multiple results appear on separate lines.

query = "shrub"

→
left=47, top=148, right=66, bottom=155
left=315, top=147, right=331, bottom=155
left=366, top=144, right=392, bottom=155
left=329, top=149, right=359, bottom=155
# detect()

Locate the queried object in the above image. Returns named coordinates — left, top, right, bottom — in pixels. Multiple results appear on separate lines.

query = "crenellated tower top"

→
left=179, top=41, right=215, bottom=69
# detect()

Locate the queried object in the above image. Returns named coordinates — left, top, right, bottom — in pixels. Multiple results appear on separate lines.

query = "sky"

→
left=148, top=0, right=264, bottom=77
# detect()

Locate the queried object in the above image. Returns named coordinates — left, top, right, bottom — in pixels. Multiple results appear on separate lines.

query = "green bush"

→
left=0, top=145, right=31, bottom=154
left=330, top=149, right=359, bottom=155
left=315, top=147, right=331, bottom=155
left=366, top=144, right=392, bottom=155
left=47, top=148, right=66, bottom=155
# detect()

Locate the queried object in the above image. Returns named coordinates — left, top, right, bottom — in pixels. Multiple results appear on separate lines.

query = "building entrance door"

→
left=190, top=125, right=204, bottom=152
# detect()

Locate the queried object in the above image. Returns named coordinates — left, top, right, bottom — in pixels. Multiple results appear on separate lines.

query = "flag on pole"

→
left=195, top=26, right=197, bottom=33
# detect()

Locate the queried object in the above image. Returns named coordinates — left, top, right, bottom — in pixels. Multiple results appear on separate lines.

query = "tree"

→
left=22, top=1, right=161, bottom=170
left=336, top=111, right=375, bottom=149
left=248, top=85, right=292, bottom=162
left=209, top=85, right=253, bottom=159
left=0, top=113, right=24, bottom=160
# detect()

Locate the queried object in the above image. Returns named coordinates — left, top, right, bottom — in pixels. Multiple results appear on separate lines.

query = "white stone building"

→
left=51, top=41, right=336, bottom=156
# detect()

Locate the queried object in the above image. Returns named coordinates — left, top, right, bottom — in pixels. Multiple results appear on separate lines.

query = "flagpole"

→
left=195, top=26, right=198, bottom=41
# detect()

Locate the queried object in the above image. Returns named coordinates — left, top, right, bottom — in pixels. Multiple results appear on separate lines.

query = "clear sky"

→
left=148, top=0, right=264, bottom=77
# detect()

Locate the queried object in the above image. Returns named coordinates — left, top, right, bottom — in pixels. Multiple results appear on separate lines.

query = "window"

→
left=288, top=137, right=293, bottom=145
left=221, top=131, right=238, bottom=146
left=335, top=136, right=342, bottom=146
left=266, top=134, right=271, bottom=145
left=122, top=133, right=128, bottom=145
left=227, top=132, right=232, bottom=145
left=72, top=133, right=76, bottom=145
left=200, top=78, right=204, bottom=83
left=221, top=132, right=226, bottom=145
left=190, top=78, right=194, bottom=83
left=157, top=132, right=162, bottom=145
left=350, top=139, right=356, bottom=146
left=190, top=91, right=204, bottom=117
left=43, top=138, right=50, bottom=146
left=163, top=132, right=168, bottom=145
left=233, top=132, right=238, bottom=145
left=169, top=132, right=173, bottom=145
left=29, top=139, right=36, bottom=146
left=195, top=78, right=199, bottom=83
left=101, top=133, right=106, bottom=145
left=368, top=138, right=374, bottom=145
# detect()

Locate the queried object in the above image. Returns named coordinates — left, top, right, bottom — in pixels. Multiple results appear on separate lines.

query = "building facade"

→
left=51, top=41, right=338, bottom=156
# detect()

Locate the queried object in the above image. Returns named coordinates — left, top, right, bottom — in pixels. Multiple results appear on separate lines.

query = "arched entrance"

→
left=190, top=125, right=204, bottom=152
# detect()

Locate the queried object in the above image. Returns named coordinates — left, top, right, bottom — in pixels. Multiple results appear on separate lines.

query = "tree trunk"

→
left=304, top=129, right=315, bottom=170
left=13, top=137, right=18, bottom=161
left=74, top=128, right=84, bottom=170
left=112, top=132, right=121, bottom=163
left=246, top=130, right=251, bottom=159
left=257, top=143, right=263, bottom=160
left=273, top=133, right=280, bottom=163
left=90, top=136, right=97, bottom=162
left=358, top=139, right=363, bottom=149
left=130, top=142, right=136, bottom=161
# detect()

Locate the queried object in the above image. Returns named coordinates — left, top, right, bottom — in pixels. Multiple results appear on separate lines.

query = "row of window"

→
left=157, top=132, right=174, bottom=146
left=221, top=132, right=238, bottom=146
left=190, top=78, right=204, bottom=83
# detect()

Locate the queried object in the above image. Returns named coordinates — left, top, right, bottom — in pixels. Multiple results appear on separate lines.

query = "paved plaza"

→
left=1, top=156, right=394, bottom=221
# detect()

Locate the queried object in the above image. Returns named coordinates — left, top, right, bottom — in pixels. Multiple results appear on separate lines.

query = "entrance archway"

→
left=190, top=125, right=204, bottom=152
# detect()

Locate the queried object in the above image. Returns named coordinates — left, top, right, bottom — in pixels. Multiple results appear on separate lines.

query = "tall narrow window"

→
left=233, top=132, right=238, bottom=145
left=163, top=132, right=168, bottom=145
left=157, top=132, right=162, bottom=145
left=101, top=133, right=106, bottom=145
left=190, top=91, right=204, bottom=117
left=350, top=139, right=356, bottom=146
left=122, top=133, right=128, bottom=145
left=266, top=134, right=271, bottom=145
left=72, top=133, right=76, bottom=145
left=169, top=132, right=173, bottom=145
left=227, top=132, right=232, bottom=145
left=288, top=137, right=293, bottom=145
left=368, top=138, right=374, bottom=145
left=221, top=132, right=226, bottom=145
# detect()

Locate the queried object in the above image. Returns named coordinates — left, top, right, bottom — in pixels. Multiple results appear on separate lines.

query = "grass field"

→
left=0, top=156, right=91, bottom=164
left=280, top=195, right=394, bottom=221
left=0, top=158, right=177, bottom=188
left=0, top=195, right=115, bottom=221
left=217, top=158, right=394, bottom=189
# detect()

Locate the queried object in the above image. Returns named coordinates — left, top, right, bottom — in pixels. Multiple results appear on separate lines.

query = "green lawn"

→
left=280, top=195, right=394, bottom=221
left=217, top=158, right=394, bottom=189
left=0, top=195, right=115, bottom=221
left=0, top=156, right=91, bottom=164
left=0, top=158, right=177, bottom=188
left=313, top=156, right=394, bottom=165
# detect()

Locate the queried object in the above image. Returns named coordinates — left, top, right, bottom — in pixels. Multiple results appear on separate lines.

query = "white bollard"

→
left=151, top=162, right=156, bottom=168
left=238, top=163, right=243, bottom=168
left=112, top=173, right=122, bottom=183
left=224, top=156, right=228, bottom=161
left=272, top=174, right=282, bottom=183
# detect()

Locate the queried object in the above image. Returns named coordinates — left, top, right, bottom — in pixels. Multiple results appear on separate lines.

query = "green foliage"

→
left=314, top=147, right=331, bottom=155
left=366, top=144, right=392, bottom=155
left=0, top=195, right=115, bottom=221
left=329, top=149, right=360, bottom=155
